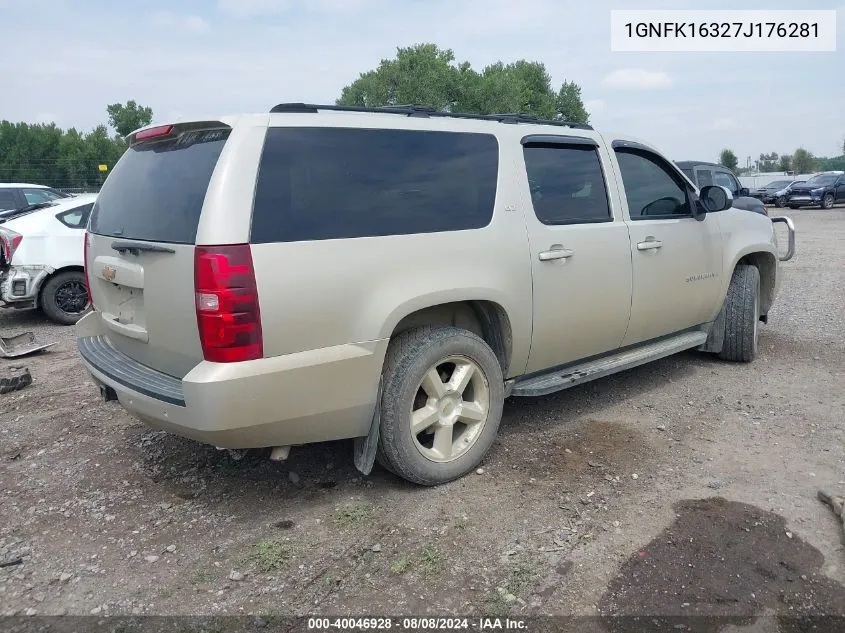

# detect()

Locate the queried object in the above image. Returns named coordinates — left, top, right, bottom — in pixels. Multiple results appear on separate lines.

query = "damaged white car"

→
left=0, top=194, right=94, bottom=324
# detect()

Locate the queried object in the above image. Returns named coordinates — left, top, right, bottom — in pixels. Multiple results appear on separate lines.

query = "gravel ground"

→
left=0, top=209, right=843, bottom=620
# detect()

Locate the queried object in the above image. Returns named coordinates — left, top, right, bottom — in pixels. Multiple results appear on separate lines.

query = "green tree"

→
left=107, top=100, right=153, bottom=138
left=719, top=148, right=738, bottom=171
left=338, top=43, right=589, bottom=122
left=790, top=147, right=815, bottom=173
left=777, top=155, right=791, bottom=172
left=556, top=80, right=589, bottom=123
left=757, top=152, right=779, bottom=172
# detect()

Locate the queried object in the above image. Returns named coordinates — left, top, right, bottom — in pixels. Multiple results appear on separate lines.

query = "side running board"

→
left=511, top=331, right=708, bottom=397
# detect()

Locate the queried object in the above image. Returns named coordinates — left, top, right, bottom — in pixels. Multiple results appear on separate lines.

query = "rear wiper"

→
left=111, top=240, right=176, bottom=255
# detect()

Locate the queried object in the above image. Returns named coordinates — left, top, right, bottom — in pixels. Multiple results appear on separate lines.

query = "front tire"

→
left=377, top=326, right=504, bottom=486
left=775, top=196, right=786, bottom=208
left=822, top=193, right=834, bottom=210
left=40, top=270, right=90, bottom=325
left=718, top=264, right=760, bottom=363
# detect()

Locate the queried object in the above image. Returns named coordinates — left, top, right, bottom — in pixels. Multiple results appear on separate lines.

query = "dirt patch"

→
left=598, top=498, right=845, bottom=631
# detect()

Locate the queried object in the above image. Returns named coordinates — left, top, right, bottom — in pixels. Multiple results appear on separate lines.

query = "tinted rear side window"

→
left=523, top=144, right=611, bottom=225
left=90, top=129, right=230, bottom=244
left=251, top=127, right=499, bottom=243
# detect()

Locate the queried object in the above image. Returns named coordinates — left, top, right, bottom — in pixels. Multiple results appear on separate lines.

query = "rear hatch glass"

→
left=90, top=129, right=230, bottom=243
left=86, top=127, right=231, bottom=378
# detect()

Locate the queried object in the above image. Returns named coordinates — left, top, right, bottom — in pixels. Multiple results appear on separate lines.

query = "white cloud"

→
left=711, top=117, right=740, bottom=132
left=151, top=11, right=210, bottom=33
left=217, top=0, right=291, bottom=17
left=602, top=68, right=672, bottom=90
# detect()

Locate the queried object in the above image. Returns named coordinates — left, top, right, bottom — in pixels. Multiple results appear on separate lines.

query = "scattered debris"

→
left=817, top=489, right=845, bottom=544
left=0, top=557, right=23, bottom=568
left=144, top=555, right=160, bottom=563
left=0, top=366, right=32, bottom=394
left=631, top=474, right=639, bottom=480
left=476, top=468, right=485, bottom=475
left=0, top=331, right=55, bottom=358
left=228, top=570, right=245, bottom=582
left=371, top=544, right=382, bottom=553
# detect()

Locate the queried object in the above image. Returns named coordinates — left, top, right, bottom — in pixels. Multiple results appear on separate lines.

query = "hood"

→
left=791, top=182, right=827, bottom=192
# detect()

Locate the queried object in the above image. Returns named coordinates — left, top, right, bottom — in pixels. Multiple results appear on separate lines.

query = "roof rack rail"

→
left=268, top=103, right=594, bottom=130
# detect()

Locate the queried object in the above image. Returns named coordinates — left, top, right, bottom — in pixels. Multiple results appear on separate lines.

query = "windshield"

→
left=806, top=175, right=837, bottom=186
left=765, top=180, right=791, bottom=189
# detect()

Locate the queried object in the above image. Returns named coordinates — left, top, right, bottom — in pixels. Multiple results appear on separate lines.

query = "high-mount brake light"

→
left=134, top=125, right=174, bottom=141
left=194, top=244, right=263, bottom=363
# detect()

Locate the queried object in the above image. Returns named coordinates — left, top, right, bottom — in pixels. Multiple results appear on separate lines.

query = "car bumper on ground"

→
left=0, top=265, right=52, bottom=307
left=75, top=313, right=388, bottom=449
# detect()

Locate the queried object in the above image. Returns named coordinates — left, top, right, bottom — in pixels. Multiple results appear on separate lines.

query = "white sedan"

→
left=0, top=194, right=96, bottom=324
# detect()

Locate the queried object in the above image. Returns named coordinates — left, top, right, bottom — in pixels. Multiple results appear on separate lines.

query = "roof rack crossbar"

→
left=268, top=103, right=594, bottom=130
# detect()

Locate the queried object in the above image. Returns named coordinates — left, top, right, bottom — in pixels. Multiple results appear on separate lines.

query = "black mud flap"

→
left=353, top=378, right=382, bottom=476
left=699, top=305, right=726, bottom=353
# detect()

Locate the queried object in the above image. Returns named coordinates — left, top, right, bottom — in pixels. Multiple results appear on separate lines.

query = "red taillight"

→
left=83, top=231, right=93, bottom=307
left=134, top=124, right=173, bottom=142
left=194, top=244, right=263, bottom=363
left=0, top=227, right=23, bottom=264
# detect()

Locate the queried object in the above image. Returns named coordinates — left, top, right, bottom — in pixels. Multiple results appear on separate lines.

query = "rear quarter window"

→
left=56, top=203, right=94, bottom=229
left=250, top=127, right=499, bottom=243
left=89, top=129, right=231, bottom=244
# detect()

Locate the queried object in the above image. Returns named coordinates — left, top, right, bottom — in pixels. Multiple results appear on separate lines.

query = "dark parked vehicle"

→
left=785, top=172, right=845, bottom=209
left=751, top=179, right=794, bottom=205
left=675, top=161, right=767, bottom=215
left=773, top=180, right=805, bottom=208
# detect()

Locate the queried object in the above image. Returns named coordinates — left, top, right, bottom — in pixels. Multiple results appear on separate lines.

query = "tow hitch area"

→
left=0, top=331, right=56, bottom=359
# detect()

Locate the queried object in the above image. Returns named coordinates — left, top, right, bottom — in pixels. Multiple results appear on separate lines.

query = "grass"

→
left=333, top=504, right=374, bottom=527
left=419, top=544, right=446, bottom=574
left=247, top=538, right=293, bottom=572
left=488, top=561, right=538, bottom=615
left=389, top=555, right=411, bottom=575
left=190, top=568, right=212, bottom=585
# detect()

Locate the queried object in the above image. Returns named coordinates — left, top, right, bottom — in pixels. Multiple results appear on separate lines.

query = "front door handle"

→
left=539, top=247, right=574, bottom=261
left=637, top=239, right=663, bottom=251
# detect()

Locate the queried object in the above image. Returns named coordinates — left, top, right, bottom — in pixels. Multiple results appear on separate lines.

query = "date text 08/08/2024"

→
left=307, top=617, right=528, bottom=630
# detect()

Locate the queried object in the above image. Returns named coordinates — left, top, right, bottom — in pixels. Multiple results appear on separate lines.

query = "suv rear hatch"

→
left=86, top=122, right=242, bottom=379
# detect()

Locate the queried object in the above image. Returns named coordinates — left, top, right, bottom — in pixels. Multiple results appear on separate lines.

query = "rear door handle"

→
left=637, top=239, right=663, bottom=251
left=538, top=247, right=574, bottom=261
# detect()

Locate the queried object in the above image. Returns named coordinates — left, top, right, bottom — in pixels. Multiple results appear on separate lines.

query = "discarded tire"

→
left=0, top=366, right=32, bottom=394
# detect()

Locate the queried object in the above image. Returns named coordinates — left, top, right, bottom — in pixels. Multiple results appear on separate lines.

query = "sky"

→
left=1, top=0, right=843, bottom=163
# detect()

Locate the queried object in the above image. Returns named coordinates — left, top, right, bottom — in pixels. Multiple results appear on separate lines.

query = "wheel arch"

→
left=36, top=265, right=85, bottom=308
left=734, top=251, right=777, bottom=316
left=387, top=299, right=514, bottom=378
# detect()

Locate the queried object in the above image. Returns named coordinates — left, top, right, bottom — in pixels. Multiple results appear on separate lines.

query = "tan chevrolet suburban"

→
left=77, top=103, right=796, bottom=485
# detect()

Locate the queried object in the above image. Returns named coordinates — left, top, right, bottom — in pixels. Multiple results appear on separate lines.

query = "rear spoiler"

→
left=127, top=121, right=231, bottom=147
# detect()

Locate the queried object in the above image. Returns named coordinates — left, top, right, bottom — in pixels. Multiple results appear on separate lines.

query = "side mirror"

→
left=700, top=185, right=733, bottom=213
left=739, top=187, right=750, bottom=197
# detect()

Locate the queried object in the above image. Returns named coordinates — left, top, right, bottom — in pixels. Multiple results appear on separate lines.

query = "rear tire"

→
left=377, top=326, right=504, bottom=486
left=40, top=271, right=90, bottom=325
left=718, top=264, right=760, bottom=363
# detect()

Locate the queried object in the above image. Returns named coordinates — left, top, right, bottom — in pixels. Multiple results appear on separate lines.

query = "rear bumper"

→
left=76, top=320, right=388, bottom=449
left=0, top=265, right=52, bottom=307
